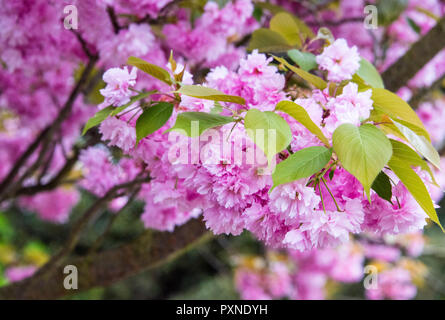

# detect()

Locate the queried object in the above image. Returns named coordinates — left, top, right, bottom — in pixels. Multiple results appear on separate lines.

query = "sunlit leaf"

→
left=356, top=58, right=384, bottom=88
left=127, top=56, right=172, bottom=85
left=332, top=123, right=392, bottom=200
left=166, top=112, right=234, bottom=137
left=244, top=108, right=292, bottom=162
left=275, top=100, right=329, bottom=146
left=274, top=56, right=327, bottom=89
left=177, top=85, right=246, bottom=105
left=287, top=49, right=317, bottom=72
left=272, top=146, right=332, bottom=189
left=388, top=157, right=443, bottom=231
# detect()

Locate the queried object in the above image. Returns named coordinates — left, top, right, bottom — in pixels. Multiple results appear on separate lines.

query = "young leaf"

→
left=287, top=49, right=317, bottom=72
left=127, top=56, right=172, bottom=85
left=392, top=120, right=440, bottom=168
left=244, top=109, right=292, bottom=162
left=109, top=91, right=155, bottom=117
left=274, top=56, right=327, bottom=90
left=388, top=157, right=444, bottom=231
left=166, top=112, right=234, bottom=137
left=356, top=58, right=385, bottom=88
left=332, top=123, right=393, bottom=200
left=270, top=12, right=302, bottom=46
left=248, top=28, right=293, bottom=53
left=390, top=139, right=438, bottom=185
left=177, top=85, right=246, bottom=105
left=371, top=171, right=393, bottom=204
left=371, top=88, right=429, bottom=138
left=272, top=146, right=332, bottom=189
left=82, top=106, right=114, bottom=135
left=275, top=100, right=329, bottom=146
left=135, top=102, right=173, bottom=146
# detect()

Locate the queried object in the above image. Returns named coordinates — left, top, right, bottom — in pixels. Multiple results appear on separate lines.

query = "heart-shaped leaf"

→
left=332, top=123, right=393, bottom=200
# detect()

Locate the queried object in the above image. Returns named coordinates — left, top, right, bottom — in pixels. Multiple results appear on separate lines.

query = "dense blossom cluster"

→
left=1, top=0, right=445, bottom=299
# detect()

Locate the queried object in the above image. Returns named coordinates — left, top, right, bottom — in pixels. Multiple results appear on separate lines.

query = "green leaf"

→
left=356, top=58, right=384, bottom=88
left=371, top=171, right=393, bottom=204
left=127, top=56, right=172, bottom=85
left=287, top=49, right=317, bottom=72
left=248, top=28, right=293, bottom=53
left=371, top=88, right=429, bottom=138
left=166, top=112, right=234, bottom=137
left=377, top=0, right=408, bottom=26
left=275, top=100, right=329, bottom=146
left=390, top=139, right=438, bottom=185
left=109, top=91, right=155, bottom=117
left=388, top=157, right=443, bottom=231
left=406, top=17, right=421, bottom=34
left=177, top=85, right=246, bottom=105
left=270, top=12, right=302, bottom=47
left=272, top=146, right=332, bottom=189
left=244, top=109, right=292, bottom=162
left=274, top=56, right=327, bottom=90
left=332, top=123, right=393, bottom=200
left=392, top=120, right=440, bottom=169
left=82, top=106, right=114, bottom=135
left=135, top=102, right=173, bottom=146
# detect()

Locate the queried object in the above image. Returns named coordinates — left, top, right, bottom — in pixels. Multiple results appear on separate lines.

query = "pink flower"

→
left=99, top=117, right=136, bottom=154
left=5, top=266, right=37, bottom=283
left=19, top=188, right=79, bottom=223
left=364, top=182, right=428, bottom=235
left=316, top=39, right=360, bottom=82
left=100, top=66, right=137, bottom=107
left=366, top=267, right=417, bottom=300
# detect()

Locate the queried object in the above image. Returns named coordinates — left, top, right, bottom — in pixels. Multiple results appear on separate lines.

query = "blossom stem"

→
left=321, top=176, right=343, bottom=212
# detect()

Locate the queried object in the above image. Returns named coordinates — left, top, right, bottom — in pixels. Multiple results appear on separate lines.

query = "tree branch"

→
left=382, top=16, right=445, bottom=92
left=0, top=218, right=210, bottom=300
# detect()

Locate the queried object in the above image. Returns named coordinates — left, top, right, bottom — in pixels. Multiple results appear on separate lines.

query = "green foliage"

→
left=247, top=28, right=292, bottom=53
left=274, top=56, right=327, bottom=89
left=332, top=123, right=393, bottom=200
left=272, top=146, right=332, bottom=189
left=392, top=120, right=440, bottom=168
left=82, top=106, right=114, bottom=135
left=248, top=11, right=314, bottom=53
left=275, top=100, right=329, bottom=146
left=127, top=56, right=172, bottom=85
left=356, top=58, right=385, bottom=88
left=135, top=102, right=173, bottom=146
left=388, top=157, right=443, bottom=231
left=269, top=12, right=303, bottom=46
left=371, top=171, right=393, bottom=204
left=389, top=139, right=438, bottom=185
left=82, top=91, right=154, bottom=135
left=167, top=112, right=235, bottom=137
left=244, top=108, right=292, bottom=162
left=177, top=85, right=246, bottom=105
left=287, top=49, right=317, bottom=72
left=376, top=0, right=408, bottom=26
left=371, top=88, right=429, bottom=138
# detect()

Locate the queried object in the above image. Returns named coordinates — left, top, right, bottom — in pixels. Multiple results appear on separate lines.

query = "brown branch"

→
left=408, top=72, right=445, bottom=109
left=0, top=217, right=210, bottom=300
left=13, top=131, right=101, bottom=197
left=0, top=55, right=98, bottom=201
left=382, top=16, right=445, bottom=92
left=30, top=175, right=151, bottom=283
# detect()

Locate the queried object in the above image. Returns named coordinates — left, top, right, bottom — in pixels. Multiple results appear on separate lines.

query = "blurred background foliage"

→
left=1, top=191, right=445, bottom=299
